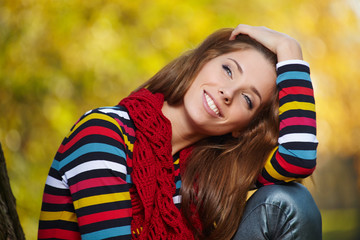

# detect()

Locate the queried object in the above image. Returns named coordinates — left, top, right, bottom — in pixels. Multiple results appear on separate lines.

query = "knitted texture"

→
left=119, top=88, right=194, bottom=240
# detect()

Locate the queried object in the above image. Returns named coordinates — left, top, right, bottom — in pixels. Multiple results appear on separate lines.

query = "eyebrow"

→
left=251, top=86, right=262, bottom=104
left=228, top=58, right=262, bottom=104
left=228, top=58, right=243, bottom=74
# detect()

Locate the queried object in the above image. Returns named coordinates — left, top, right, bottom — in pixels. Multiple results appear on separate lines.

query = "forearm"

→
left=258, top=61, right=318, bottom=185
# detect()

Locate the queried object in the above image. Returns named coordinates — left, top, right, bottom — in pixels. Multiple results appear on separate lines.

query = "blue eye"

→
left=222, top=65, right=232, bottom=78
left=242, top=94, right=253, bottom=109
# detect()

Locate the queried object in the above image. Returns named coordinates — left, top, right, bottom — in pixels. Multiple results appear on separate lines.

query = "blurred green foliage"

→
left=1, top=0, right=359, bottom=238
left=322, top=208, right=360, bottom=240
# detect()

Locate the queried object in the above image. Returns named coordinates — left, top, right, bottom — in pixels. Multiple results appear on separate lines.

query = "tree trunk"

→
left=0, top=143, right=26, bottom=240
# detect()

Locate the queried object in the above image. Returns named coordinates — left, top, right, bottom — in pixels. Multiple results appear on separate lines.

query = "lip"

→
left=202, top=90, right=223, bottom=118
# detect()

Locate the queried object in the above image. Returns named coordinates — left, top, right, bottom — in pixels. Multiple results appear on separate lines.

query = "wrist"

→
left=276, top=38, right=303, bottom=62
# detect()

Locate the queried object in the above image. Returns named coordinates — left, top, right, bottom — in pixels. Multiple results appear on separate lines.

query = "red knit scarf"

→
left=119, top=88, right=195, bottom=239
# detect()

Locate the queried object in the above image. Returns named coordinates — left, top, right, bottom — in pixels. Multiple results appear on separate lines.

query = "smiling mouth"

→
left=204, top=92, right=221, bottom=116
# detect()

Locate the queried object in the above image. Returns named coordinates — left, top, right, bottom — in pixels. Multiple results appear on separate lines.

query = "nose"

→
left=219, top=89, right=232, bottom=104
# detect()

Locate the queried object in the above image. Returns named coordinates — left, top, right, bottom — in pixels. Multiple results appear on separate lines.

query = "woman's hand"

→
left=229, top=24, right=303, bottom=62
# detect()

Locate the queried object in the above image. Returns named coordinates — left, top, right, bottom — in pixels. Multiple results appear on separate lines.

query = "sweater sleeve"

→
left=257, top=60, right=318, bottom=186
left=38, top=106, right=135, bottom=239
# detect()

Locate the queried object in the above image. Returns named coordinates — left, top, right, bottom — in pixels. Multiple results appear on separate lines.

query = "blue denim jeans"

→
left=232, top=182, right=322, bottom=240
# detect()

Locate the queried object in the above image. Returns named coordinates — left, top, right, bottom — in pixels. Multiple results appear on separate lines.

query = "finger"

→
left=229, top=24, right=252, bottom=40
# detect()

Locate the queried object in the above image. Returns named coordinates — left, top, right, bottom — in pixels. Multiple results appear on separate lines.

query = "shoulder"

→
left=60, top=105, right=136, bottom=161
left=82, top=105, right=133, bottom=126
left=72, top=105, right=136, bottom=139
left=53, top=105, right=136, bottom=173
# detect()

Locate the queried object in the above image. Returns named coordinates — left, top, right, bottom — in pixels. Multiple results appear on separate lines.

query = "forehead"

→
left=220, top=48, right=270, bottom=62
left=214, top=49, right=276, bottom=76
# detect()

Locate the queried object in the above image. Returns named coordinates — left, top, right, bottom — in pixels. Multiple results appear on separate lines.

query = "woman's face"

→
left=183, top=48, right=276, bottom=137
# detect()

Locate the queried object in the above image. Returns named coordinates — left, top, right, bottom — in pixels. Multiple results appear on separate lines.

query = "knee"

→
left=252, top=182, right=320, bottom=220
left=238, top=182, right=322, bottom=240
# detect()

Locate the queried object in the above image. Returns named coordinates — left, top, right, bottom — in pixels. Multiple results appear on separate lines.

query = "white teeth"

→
left=204, top=92, right=220, bottom=115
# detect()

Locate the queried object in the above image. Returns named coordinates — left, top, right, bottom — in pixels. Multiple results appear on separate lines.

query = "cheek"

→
left=260, top=74, right=277, bottom=99
left=229, top=110, right=253, bottom=132
left=262, top=87, right=276, bottom=106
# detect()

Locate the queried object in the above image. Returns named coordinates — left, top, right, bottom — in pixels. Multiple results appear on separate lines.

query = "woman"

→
left=38, top=25, right=320, bottom=239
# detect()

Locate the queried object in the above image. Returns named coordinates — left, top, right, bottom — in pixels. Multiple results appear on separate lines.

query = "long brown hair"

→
left=139, top=28, right=279, bottom=239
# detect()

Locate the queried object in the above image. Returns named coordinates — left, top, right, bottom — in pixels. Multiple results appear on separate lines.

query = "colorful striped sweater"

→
left=38, top=60, right=317, bottom=239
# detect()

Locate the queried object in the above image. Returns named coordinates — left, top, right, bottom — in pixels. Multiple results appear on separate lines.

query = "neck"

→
left=162, top=101, right=205, bottom=155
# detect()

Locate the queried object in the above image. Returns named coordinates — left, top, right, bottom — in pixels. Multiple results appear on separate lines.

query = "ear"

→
left=232, top=130, right=241, bottom=138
